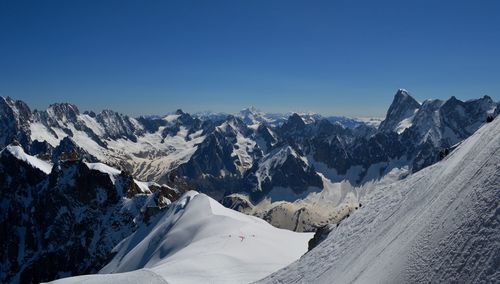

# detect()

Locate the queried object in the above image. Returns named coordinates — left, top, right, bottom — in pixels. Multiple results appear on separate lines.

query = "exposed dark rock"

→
left=221, top=195, right=254, bottom=212
left=308, top=225, right=334, bottom=251
left=0, top=146, right=179, bottom=283
left=0, top=96, right=32, bottom=150
left=52, top=137, right=99, bottom=163
left=96, top=110, right=142, bottom=142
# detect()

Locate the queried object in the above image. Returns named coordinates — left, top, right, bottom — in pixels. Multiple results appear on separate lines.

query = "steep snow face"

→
left=394, top=109, right=418, bottom=134
left=260, top=117, right=500, bottom=283
left=2, top=145, right=52, bottom=174
left=53, top=191, right=313, bottom=284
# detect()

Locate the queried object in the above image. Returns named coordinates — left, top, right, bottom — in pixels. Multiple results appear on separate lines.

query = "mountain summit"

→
left=379, top=89, right=421, bottom=133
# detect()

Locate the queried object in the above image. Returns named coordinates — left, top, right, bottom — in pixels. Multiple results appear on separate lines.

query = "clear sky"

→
left=0, top=0, right=499, bottom=117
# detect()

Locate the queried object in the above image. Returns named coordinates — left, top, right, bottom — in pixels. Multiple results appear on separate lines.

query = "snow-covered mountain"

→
left=0, top=144, right=181, bottom=283
left=379, top=89, right=497, bottom=147
left=259, top=116, right=500, bottom=283
left=49, top=191, right=313, bottom=284
left=379, top=89, right=421, bottom=134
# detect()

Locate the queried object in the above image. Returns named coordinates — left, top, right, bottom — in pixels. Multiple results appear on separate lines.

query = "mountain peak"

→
left=0, top=96, right=32, bottom=118
left=240, top=106, right=259, bottom=113
left=47, top=102, right=80, bottom=122
left=396, top=88, right=409, bottom=96
left=237, top=106, right=271, bottom=126
left=224, top=114, right=247, bottom=128
left=394, top=89, right=418, bottom=103
left=0, top=96, right=19, bottom=107
left=289, top=113, right=305, bottom=125
left=48, top=103, right=80, bottom=114
left=379, top=89, right=421, bottom=133
left=280, top=113, right=306, bottom=133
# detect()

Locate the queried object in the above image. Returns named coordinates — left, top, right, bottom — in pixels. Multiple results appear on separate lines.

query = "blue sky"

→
left=0, top=0, right=499, bottom=117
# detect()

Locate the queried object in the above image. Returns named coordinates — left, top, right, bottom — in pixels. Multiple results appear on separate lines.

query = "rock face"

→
left=254, top=146, right=323, bottom=198
left=307, top=225, right=334, bottom=251
left=0, top=145, right=180, bottom=283
left=96, top=109, right=143, bottom=142
left=379, top=89, right=421, bottom=133
left=379, top=91, right=497, bottom=147
left=0, top=96, right=32, bottom=150
left=51, top=136, right=99, bottom=162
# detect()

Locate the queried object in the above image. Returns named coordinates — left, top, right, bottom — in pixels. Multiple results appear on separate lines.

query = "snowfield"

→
left=50, top=191, right=313, bottom=284
left=260, top=118, right=500, bottom=283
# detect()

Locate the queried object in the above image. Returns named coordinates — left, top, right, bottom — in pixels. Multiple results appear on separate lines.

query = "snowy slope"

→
left=1, top=145, right=53, bottom=174
left=260, top=117, right=500, bottom=283
left=51, top=191, right=313, bottom=284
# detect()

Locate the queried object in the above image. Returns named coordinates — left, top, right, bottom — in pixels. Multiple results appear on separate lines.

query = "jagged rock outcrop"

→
left=0, top=145, right=179, bottom=283
left=0, top=96, right=32, bottom=149
left=308, top=225, right=334, bottom=251
left=379, top=89, right=421, bottom=133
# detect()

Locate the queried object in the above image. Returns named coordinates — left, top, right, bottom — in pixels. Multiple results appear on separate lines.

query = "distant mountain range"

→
left=1, top=89, right=497, bottom=202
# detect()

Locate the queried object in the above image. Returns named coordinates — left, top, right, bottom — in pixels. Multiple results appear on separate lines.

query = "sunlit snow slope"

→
left=260, top=117, right=500, bottom=283
left=51, top=191, right=313, bottom=284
